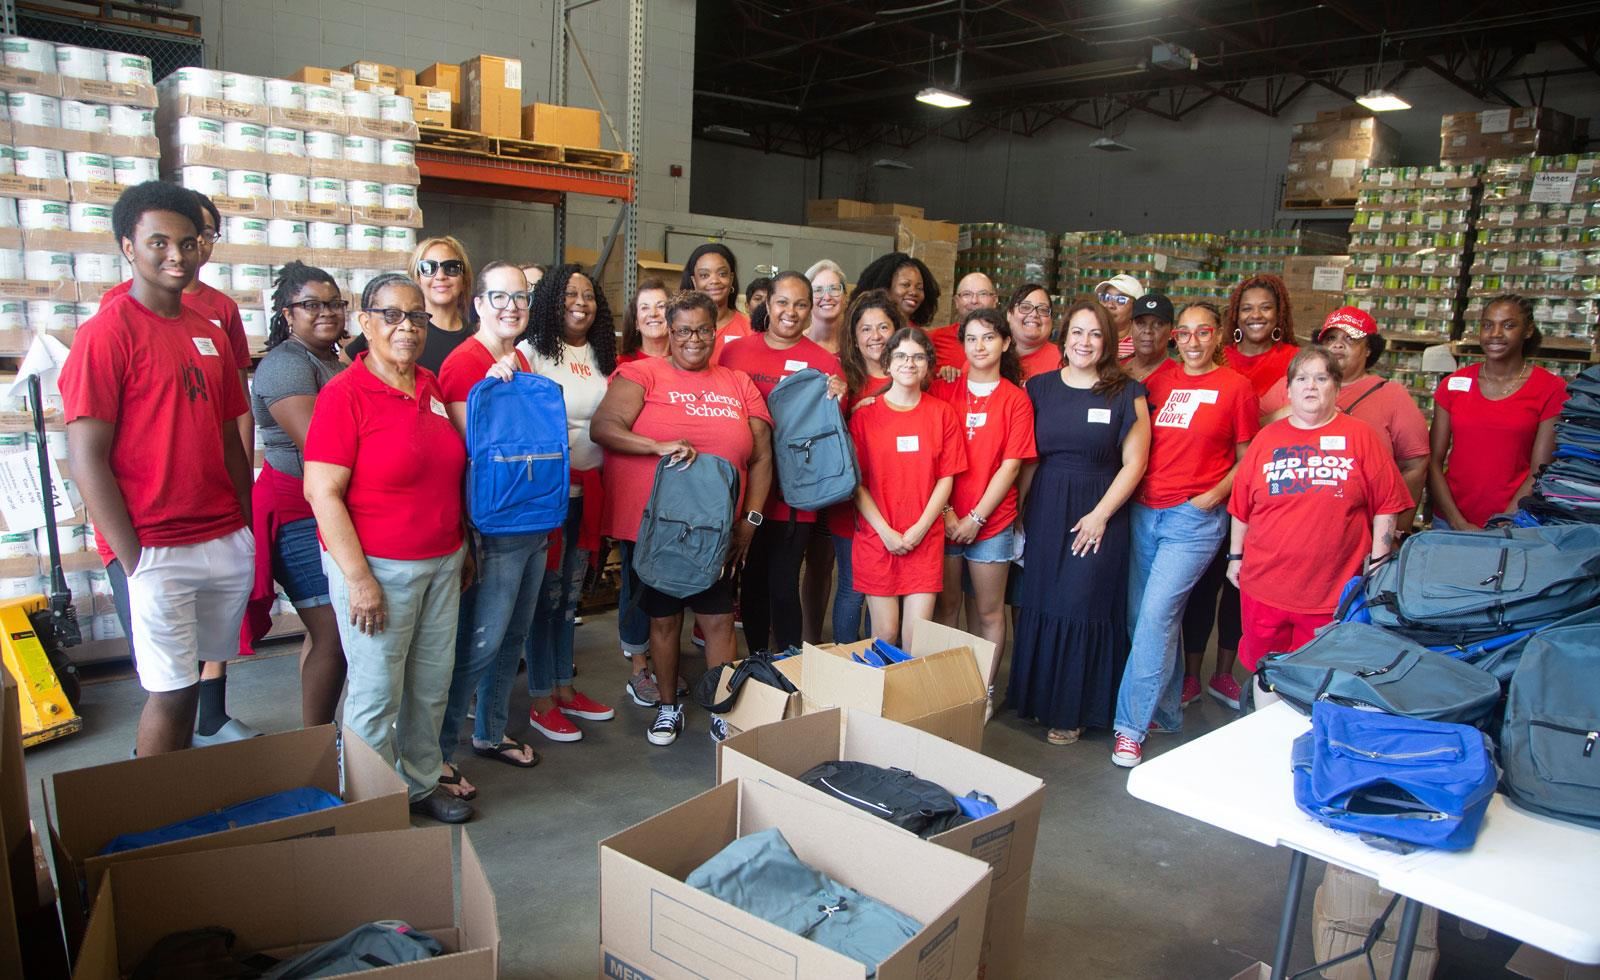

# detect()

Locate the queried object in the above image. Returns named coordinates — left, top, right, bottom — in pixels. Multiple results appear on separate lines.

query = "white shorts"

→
left=126, top=527, right=254, bottom=693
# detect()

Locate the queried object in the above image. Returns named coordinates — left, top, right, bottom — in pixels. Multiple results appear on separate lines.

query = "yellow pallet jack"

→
left=1, top=371, right=84, bottom=747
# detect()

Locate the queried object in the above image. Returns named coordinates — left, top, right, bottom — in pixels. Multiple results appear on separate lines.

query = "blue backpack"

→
left=465, top=373, right=570, bottom=536
left=767, top=368, right=859, bottom=511
left=633, top=453, right=739, bottom=598
left=1292, top=701, right=1496, bottom=852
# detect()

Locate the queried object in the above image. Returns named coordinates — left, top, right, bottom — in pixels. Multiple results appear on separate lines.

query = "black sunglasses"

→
left=417, top=259, right=465, bottom=278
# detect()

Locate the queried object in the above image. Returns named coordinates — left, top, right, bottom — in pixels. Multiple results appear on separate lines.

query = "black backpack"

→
left=694, top=652, right=799, bottom=713
left=798, top=761, right=970, bottom=838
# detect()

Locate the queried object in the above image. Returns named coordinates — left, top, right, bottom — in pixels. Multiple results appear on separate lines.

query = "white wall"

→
left=691, top=43, right=1600, bottom=234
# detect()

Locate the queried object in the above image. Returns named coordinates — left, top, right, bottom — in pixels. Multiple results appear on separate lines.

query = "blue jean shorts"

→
left=943, top=524, right=1017, bottom=564
left=273, top=517, right=331, bottom=608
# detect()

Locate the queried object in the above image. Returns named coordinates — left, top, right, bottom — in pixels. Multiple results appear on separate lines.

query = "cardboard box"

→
left=717, top=708, right=1045, bottom=978
left=289, top=66, right=355, bottom=90
left=344, top=60, right=402, bottom=87
left=0, top=64, right=61, bottom=98
left=872, top=202, right=925, bottom=218
left=807, top=198, right=877, bottom=223
left=799, top=619, right=996, bottom=751
left=599, top=778, right=990, bottom=980
left=402, top=84, right=452, bottom=127
left=268, top=105, right=348, bottom=134
left=460, top=55, right=521, bottom=138
left=0, top=174, right=68, bottom=203
left=154, top=91, right=271, bottom=128
left=1, top=670, right=70, bottom=980
left=73, top=827, right=498, bottom=979
left=521, top=102, right=601, bottom=147
left=1507, top=944, right=1600, bottom=979
left=1312, top=866, right=1438, bottom=980
left=160, top=141, right=285, bottom=176
left=710, top=655, right=804, bottom=737
left=417, top=62, right=461, bottom=104
left=46, top=725, right=410, bottom=946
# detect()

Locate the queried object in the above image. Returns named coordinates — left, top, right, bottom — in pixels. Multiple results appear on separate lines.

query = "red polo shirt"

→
left=304, top=354, right=467, bottom=560
left=60, top=292, right=249, bottom=561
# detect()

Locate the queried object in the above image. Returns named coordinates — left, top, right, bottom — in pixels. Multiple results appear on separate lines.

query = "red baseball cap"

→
left=1318, top=306, right=1378, bottom=341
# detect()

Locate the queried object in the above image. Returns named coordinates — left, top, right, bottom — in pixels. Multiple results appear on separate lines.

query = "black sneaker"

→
left=647, top=704, right=684, bottom=746
left=410, top=787, right=474, bottom=824
left=709, top=714, right=729, bottom=743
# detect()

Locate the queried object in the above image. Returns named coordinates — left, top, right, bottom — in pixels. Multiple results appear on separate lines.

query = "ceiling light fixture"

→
left=915, top=86, right=971, bottom=109
left=702, top=124, right=752, bottom=138
left=1355, top=89, right=1411, bottom=112
left=1090, top=136, right=1135, bottom=152
left=871, top=158, right=914, bottom=170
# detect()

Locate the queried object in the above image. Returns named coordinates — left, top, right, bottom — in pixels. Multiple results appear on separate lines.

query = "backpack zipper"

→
left=492, top=452, right=564, bottom=479
left=1327, top=738, right=1460, bottom=762
left=1530, top=720, right=1599, bottom=757
left=817, top=776, right=893, bottom=814
left=787, top=431, right=836, bottom=465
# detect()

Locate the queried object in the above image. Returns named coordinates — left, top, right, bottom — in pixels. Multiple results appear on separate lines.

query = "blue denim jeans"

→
left=1114, top=501, right=1230, bottom=743
left=439, top=531, right=548, bottom=760
left=527, top=495, right=586, bottom=697
left=617, top=540, right=649, bottom=657
left=831, top=533, right=866, bottom=645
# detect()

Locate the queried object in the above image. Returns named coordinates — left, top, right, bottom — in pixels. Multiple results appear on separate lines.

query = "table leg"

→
left=1270, top=850, right=1309, bottom=980
left=1387, top=898, right=1424, bottom=980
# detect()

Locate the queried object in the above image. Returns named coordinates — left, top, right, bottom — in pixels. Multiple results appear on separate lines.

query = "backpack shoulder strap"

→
left=1341, top=377, right=1389, bottom=416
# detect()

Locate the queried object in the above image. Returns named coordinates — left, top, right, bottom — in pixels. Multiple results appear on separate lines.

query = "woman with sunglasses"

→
left=1095, top=274, right=1145, bottom=360
left=516, top=264, right=617, bottom=743
left=1112, top=302, right=1258, bottom=769
left=805, top=259, right=848, bottom=355
left=828, top=290, right=904, bottom=643
left=304, top=273, right=471, bottom=824
left=680, top=243, right=749, bottom=355
left=592, top=290, right=773, bottom=746
left=1007, top=282, right=1064, bottom=381
left=246, top=262, right=347, bottom=727
left=1223, top=273, right=1299, bottom=396
left=850, top=327, right=966, bottom=648
left=434, top=263, right=545, bottom=801
left=344, top=237, right=476, bottom=375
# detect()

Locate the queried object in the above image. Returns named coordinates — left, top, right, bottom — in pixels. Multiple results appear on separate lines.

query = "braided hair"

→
left=1176, top=300, right=1228, bottom=367
left=1225, top=273, right=1297, bottom=346
left=1481, top=293, right=1542, bottom=356
left=749, top=270, right=811, bottom=333
left=266, top=260, right=339, bottom=351
left=524, top=263, right=616, bottom=375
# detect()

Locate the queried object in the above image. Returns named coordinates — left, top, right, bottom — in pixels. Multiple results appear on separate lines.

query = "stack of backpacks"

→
left=1516, top=363, right=1600, bottom=525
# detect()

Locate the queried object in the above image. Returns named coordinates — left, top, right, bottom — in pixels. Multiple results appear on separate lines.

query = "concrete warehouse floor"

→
left=26, top=611, right=1524, bottom=979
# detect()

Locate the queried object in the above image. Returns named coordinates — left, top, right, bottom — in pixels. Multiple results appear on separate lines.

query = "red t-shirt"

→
left=825, top=384, right=886, bottom=538
left=710, top=311, right=754, bottom=359
left=1117, top=334, right=1135, bottom=360
left=718, top=334, right=842, bottom=523
left=102, top=278, right=251, bottom=371
left=438, top=338, right=532, bottom=404
left=1139, top=366, right=1260, bottom=508
left=1434, top=364, right=1566, bottom=528
left=930, top=376, right=1036, bottom=538
left=1260, top=374, right=1430, bottom=463
left=1225, top=341, right=1299, bottom=396
left=303, top=355, right=466, bottom=560
left=1018, top=344, right=1063, bottom=381
left=600, top=356, right=772, bottom=542
left=928, top=323, right=963, bottom=373
left=848, top=395, right=967, bottom=595
left=616, top=350, right=649, bottom=365
left=1230, top=413, right=1413, bottom=616
left=60, top=293, right=250, bottom=560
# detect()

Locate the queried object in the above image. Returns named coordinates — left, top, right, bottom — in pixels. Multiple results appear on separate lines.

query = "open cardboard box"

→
left=72, top=827, right=498, bottom=979
left=800, top=619, right=996, bottom=752
left=710, top=654, right=804, bottom=738
left=717, top=708, right=1044, bottom=979
left=47, top=724, right=410, bottom=948
left=599, top=778, right=990, bottom=980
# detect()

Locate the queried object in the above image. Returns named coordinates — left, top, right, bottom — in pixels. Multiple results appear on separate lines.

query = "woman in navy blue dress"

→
left=1010, top=301, right=1151, bottom=744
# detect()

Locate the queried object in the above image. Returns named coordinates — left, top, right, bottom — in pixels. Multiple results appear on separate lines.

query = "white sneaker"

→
left=647, top=705, right=684, bottom=746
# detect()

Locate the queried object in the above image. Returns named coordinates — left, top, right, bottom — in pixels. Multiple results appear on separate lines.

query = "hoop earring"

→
left=1271, top=327, right=1283, bottom=342
left=1232, top=327, right=1243, bottom=344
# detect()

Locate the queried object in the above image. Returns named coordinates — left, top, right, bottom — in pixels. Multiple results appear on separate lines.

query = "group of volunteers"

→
left=60, top=182, right=1564, bottom=826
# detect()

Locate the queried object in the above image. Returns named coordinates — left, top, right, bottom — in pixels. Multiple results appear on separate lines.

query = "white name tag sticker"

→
left=1321, top=435, right=1347, bottom=451
left=430, top=397, right=448, bottom=417
left=1194, top=389, right=1219, bottom=404
left=192, top=337, right=219, bottom=356
left=783, top=359, right=807, bottom=373
left=965, top=412, right=987, bottom=429
left=896, top=435, right=919, bottom=452
left=1447, top=376, right=1473, bottom=392
left=1087, top=408, right=1112, bottom=424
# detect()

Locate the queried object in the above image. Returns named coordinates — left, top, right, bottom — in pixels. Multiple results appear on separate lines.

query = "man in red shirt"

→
left=61, top=182, right=255, bottom=756
left=927, top=272, right=999, bottom=371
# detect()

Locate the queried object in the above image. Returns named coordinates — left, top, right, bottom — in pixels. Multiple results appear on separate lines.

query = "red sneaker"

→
left=1111, top=734, right=1143, bottom=768
left=529, top=705, right=582, bottom=742
left=1181, top=674, right=1202, bottom=707
left=557, top=691, right=615, bottom=721
left=1209, top=673, right=1243, bottom=711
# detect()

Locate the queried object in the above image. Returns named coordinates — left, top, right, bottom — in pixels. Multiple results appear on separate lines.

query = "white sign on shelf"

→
left=0, top=452, right=74, bottom=534
left=1530, top=172, right=1577, bottom=205
left=1479, top=108, right=1511, bottom=134
left=1311, top=266, right=1344, bottom=291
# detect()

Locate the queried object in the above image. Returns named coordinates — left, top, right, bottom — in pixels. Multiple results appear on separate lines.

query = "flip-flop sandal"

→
left=472, top=738, right=541, bottom=769
left=1046, top=728, right=1081, bottom=745
left=438, top=765, right=477, bottom=800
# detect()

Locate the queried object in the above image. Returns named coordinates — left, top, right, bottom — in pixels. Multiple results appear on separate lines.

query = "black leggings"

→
left=1182, top=541, right=1242, bottom=656
left=740, top=519, right=810, bottom=655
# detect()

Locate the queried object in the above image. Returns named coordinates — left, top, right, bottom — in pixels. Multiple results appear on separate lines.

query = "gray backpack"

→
left=633, top=453, right=739, bottom=598
left=767, top=368, right=859, bottom=511
left=1255, top=622, right=1502, bottom=728
left=1500, top=622, right=1600, bottom=829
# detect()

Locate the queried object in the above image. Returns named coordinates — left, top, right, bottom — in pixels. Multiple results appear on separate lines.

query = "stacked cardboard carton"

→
left=1283, top=110, right=1401, bottom=207
left=1282, top=255, right=1354, bottom=336
left=1440, top=107, right=1578, bottom=166
left=1219, top=228, right=1349, bottom=279
left=806, top=199, right=959, bottom=323
left=956, top=222, right=1057, bottom=296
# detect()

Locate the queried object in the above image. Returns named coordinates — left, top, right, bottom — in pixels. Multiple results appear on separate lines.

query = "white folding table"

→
left=1126, top=702, right=1600, bottom=980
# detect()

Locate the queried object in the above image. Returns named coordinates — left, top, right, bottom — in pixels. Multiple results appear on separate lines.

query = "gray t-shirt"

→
left=251, top=340, right=344, bottom=479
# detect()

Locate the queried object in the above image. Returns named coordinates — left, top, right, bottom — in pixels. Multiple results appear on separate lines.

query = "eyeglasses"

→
left=1173, top=327, right=1218, bottom=342
left=199, top=230, right=222, bottom=246
left=1098, top=292, right=1131, bottom=307
left=483, top=290, right=531, bottom=310
left=890, top=352, right=929, bottom=365
left=363, top=307, right=431, bottom=327
left=416, top=259, right=465, bottom=278
left=670, top=325, right=716, bottom=340
left=1014, top=302, right=1051, bottom=317
left=958, top=290, right=996, bottom=302
left=285, top=299, right=348, bottom=316
left=812, top=284, right=845, bottom=297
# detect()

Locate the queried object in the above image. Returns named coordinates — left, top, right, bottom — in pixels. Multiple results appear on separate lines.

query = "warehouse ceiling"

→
left=693, top=0, right=1600, bottom=155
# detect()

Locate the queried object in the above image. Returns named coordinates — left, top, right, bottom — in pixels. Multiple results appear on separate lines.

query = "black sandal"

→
left=472, top=738, right=541, bottom=768
left=438, top=763, right=477, bottom=800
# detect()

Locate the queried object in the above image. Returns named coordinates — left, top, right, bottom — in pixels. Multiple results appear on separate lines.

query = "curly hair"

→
left=958, top=308, right=1022, bottom=387
left=1480, top=293, right=1542, bottom=357
left=111, top=180, right=204, bottom=244
left=266, top=260, right=339, bottom=351
left=678, top=243, right=740, bottom=313
left=1059, top=301, right=1128, bottom=397
left=524, top=263, right=616, bottom=374
left=749, top=270, right=811, bottom=333
left=878, top=326, right=936, bottom=391
left=853, top=252, right=941, bottom=327
left=621, top=276, right=671, bottom=355
left=840, top=288, right=904, bottom=397
left=1225, top=273, right=1297, bottom=346
left=1176, top=300, right=1228, bottom=367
